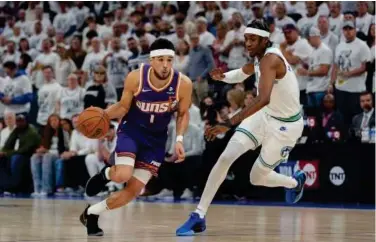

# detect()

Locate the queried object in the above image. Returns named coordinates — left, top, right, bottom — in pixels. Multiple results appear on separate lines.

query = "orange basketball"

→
left=76, top=107, right=110, bottom=139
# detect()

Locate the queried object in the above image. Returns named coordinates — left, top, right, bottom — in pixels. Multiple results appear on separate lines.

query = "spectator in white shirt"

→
left=0, top=111, right=16, bottom=149
left=219, top=1, right=238, bottom=22
left=328, top=2, right=343, bottom=37
left=274, top=2, right=295, bottom=30
left=330, top=21, right=371, bottom=124
left=318, top=16, right=339, bottom=51
left=55, top=43, right=77, bottom=87
left=1, top=61, right=33, bottom=115
left=356, top=2, right=374, bottom=36
left=166, top=23, right=190, bottom=48
left=2, top=41, right=21, bottom=64
left=280, top=24, right=313, bottom=105
left=297, top=2, right=320, bottom=37
left=53, top=3, right=77, bottom=39
left=221, top=12, right=247, bottom=70
left=265, top=17, right=285, bottom=46
left=173, top=40, right=190, bottom=75
left=55, top=74, right=85, bottom=120
left=82, top=37, right=107, bottom=83
left=297, top=27, right=333, bottom=108
left=30, top=38, right=60, bottom=89
left=36, top=66, right=62, bottom=130
left=29, top=21, right=47, bottom=50
left=196, top=17, right=216, bottom=47
left=2, top=16, right=16, bottom=40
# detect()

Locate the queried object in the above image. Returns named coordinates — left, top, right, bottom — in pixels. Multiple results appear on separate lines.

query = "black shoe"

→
left=79, top=205, right=104, bottom=236
left=85, top=166, right=111, bottom=197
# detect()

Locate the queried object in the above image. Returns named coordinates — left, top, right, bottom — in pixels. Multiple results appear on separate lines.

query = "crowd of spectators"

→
left=0, top=1, right=374, bottom=200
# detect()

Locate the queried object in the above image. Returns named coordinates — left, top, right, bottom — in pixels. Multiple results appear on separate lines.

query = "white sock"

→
left=195, top=208, right=206, bottom=219
left=87, top=199, right=109, bottom=215
left=105, top=167, right=111, bottom=180
left=196, top=138, right=248, bottom=218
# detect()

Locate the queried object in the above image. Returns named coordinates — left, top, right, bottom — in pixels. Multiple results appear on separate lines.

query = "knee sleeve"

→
left=111, top=164, right=134, bottom=183
left=132, top=169, right=152, bottom=185
left=218, top=134, right=250, bottom=167
left=250, top=157, right=272, bottom=186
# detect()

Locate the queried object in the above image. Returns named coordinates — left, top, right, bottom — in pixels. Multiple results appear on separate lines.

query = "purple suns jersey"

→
left=119, top=63, right=180, bottom=134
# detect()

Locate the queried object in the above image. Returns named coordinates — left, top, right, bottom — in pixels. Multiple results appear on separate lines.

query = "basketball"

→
left=76, top=107, right=110, bottom=139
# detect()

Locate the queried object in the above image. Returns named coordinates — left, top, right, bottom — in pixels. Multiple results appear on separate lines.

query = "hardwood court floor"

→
left=0, top=198, right=374, bottom=242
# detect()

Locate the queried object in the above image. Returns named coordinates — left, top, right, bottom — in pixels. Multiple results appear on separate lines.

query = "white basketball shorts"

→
left=234, top=109, right=303, bottom=169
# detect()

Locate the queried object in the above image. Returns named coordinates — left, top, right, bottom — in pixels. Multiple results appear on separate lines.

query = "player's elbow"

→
left=260, top=96, right=270, bottom=106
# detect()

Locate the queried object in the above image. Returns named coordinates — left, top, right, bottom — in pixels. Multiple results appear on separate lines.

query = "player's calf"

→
left=85, top=165, right=133, bottom=197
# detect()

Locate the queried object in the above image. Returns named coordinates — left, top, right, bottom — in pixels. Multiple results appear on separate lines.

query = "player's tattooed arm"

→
left=176, top=74, right=193, bottom=136
left=105, top=70, right=139, bottom=120
left=228, top=54, right=279, bottom=126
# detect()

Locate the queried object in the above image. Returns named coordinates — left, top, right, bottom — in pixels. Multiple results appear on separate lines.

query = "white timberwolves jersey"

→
left=58, top=87, right=85, bottom=119
left=254, top=47, right=301, bottom=120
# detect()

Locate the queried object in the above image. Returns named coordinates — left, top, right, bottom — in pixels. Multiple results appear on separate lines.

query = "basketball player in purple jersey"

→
left=79, top=39, right=193, bottom=236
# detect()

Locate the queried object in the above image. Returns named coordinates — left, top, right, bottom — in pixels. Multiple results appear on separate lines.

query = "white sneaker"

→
left=40, top=191, right=48, bottom=197
left=154, top=189, right=173, bottom=199
left=31, top=192, right=41, bottom=197
left=181, top=189, right=193, bottom=199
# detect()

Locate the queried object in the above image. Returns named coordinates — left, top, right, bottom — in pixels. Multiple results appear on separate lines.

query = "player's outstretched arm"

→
left=209, top=63, right=254, bottom=83
left=228, top=54, right=278, bottom=126
left=176, top=74, right=193, bottom=136
left=104, top=70, right=139, bottom=120
left=174, top=74, right=193, bottom=162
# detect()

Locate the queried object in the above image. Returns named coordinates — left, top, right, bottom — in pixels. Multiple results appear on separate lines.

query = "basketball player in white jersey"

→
left=176, top=20, right=307, bottom=236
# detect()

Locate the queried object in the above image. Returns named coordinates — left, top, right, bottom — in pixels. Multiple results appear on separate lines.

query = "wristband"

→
left=176, top=135, right=184, bottom=143
left=223, top=68, right=250, bottom=84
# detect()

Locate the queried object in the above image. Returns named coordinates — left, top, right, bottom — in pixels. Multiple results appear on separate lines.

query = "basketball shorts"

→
left=235, top=109, right=303, bottom=169
left=115, top=123, right=167, bottom=177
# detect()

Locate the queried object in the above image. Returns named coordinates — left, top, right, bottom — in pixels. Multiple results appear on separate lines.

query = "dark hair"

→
left=247, top=19, right=270, bottom=33
left=360, top=91, right=373, bottom=98
left=42, top=114, right=67, bottom=154
left=150, top=38, right=175, bottom=52
left=42, top=65, right=54, bottom=71
left=3, top=61, right=17, bottom=70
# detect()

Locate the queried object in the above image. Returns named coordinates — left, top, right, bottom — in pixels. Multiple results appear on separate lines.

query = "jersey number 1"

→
left=150, top=114, right=155, bottom=123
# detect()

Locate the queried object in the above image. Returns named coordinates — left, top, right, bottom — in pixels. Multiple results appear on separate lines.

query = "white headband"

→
left=244, top=27, right=270, bottom=38
left=150, top=49, right=175, bottom=58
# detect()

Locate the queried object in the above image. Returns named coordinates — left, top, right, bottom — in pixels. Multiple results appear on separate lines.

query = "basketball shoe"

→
left=85, top=166, right=111, bottom=196
left=79, top=205, right=104, bottom=236
left=176, top=212, right=206, bottom=236
left=285, top=170, right=307, bottom=204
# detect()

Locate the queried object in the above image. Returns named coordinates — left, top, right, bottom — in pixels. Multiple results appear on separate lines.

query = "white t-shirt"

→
left=32, top=52, right=60, bottom=89
left=105, top=50, right=132, bottom=89
left=37, top=81, right=62, bottom=125
left=29, top=32, right=48, bottom=50
left=53, top=12, right=77, bottom=36
left=270, top=28, right=286, bottom=45
left=199, top=31, right=216, bottom=47
left=57, top=86, right=85, bottom=120
left=321, top=32, right=339, bottom=52
left=297, top=13, right=319, bottom=35
left=307, top=43, right=333, bottom=93
left=221, top=26, right=248, bottom=70
left=356, top=13, right=373, bottom=36
left=1, top=73, right=32, bottom=114
left=285, top=37, right=314, bottom=90
left=274, top=16, right=296, bottom=30
left=329, top=14, right=344, bottom=37
left=370, top=45, right=375, bottom=93
left=55, top=59, right=77, bottom=87
left=334, top=38, right=371, bottom=92
left=71, top=6, right=90, bottom=29
left=82, top=51, right=107, bottom=81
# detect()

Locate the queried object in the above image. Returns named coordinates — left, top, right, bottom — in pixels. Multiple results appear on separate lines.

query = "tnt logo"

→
left=296, top=160, right=320, bottom=189
left=150, top=161, right=161, bottom=167
left=329, top=166, right=345, bottom=186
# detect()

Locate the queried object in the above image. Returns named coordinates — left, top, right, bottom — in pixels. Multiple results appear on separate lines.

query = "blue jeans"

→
left=30, top=153, right=58, bottom=193
left=307, top=92, right=325, bottom=108
left=54, top=158, right=64, bottom=188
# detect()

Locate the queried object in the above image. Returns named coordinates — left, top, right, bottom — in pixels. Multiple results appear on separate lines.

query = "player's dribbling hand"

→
left=205, top=124, right=230, bottom=141
left=174, top=141, right=185, bottom=163
left=209, top=68, right=225, bottom=81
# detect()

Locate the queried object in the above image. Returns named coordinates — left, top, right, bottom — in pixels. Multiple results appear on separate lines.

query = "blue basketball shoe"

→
left=176, top=212, right=206, bottom=236
left=285, top=170, right=307, bottom=204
